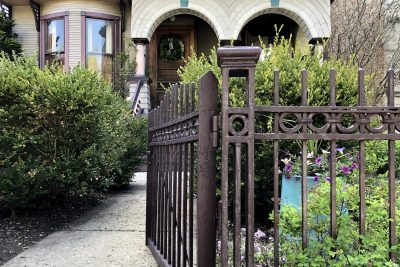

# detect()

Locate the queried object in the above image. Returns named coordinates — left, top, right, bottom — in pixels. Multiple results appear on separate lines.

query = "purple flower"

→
left=254, top=229, right=266, bottom=239
left=284, top=163, right=292, bottom=173
left=351, top=162, right=358, bottom=171
left=314, top=175, right=319, bottom=182
left=336, top=147, right=345, bottom=153
left=340, top=165, right=351, bottom=174
left=315, top=156, right=323, bottom=165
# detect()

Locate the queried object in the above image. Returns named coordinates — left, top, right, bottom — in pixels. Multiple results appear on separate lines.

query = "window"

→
left=40, top=12, right=69, bottom=69
left=81, top=12, right=120, bottom=82
left=46, top=19, right=65, bottom=65
left=0, top=3, right=11, bottom=20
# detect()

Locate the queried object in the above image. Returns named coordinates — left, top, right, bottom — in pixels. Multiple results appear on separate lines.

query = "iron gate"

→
left=146, top=46, right=399, bottom=266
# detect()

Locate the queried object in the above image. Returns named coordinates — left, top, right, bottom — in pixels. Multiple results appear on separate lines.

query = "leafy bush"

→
left=178, top=36, right=363, bottom=224
left=0, top=12, right=22, bottom=57
left=0, top=54, right=147, bottom=212
left=275, top=171, right=400, bottom=265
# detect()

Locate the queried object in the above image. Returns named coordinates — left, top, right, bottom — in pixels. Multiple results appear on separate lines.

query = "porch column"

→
left=135, top=42, right=146, bottom=76
left=129, top=39, right=151, bottom=114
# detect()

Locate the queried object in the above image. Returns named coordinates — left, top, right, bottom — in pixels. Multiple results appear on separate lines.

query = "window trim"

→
left=40, top=12, right=69, bottom=70
left=80, top=11, right=121, bottom=68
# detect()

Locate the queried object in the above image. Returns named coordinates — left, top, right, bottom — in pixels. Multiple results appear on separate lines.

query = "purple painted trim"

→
left=81, top=11, right=120, bottom=21
left=80, top=12, right=121, bottom=67
left=40, top=11, right=69, bottom=20
left=40, top=12, right=69, bottom=71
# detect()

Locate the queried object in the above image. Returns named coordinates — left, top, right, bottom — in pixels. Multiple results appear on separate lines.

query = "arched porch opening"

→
left=148, top=14, right=218, bottom=107
left=236, top=13, right=309, bottom=50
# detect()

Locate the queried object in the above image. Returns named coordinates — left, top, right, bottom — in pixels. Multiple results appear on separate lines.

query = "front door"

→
left=149, top=26, right=194, bottom=107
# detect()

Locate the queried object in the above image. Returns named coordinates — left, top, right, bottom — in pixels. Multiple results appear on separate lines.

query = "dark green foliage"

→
left=0, top=54, right=147, bottom=210
left=0, top=12, right=22, bottom=56
left=178, top=36, right=363, bottom=226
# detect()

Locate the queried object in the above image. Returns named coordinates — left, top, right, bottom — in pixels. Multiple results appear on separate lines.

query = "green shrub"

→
left=0, top=54, right=147, bottom=212
left=178, top=36, right=364, bottom=225
left=275, top=172, right=400, bottom=266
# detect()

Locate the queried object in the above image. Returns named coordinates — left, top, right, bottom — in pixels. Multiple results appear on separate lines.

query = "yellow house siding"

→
left=41, top=0, right=121, bottom=68
left=13, top=6, right=38, bottom=57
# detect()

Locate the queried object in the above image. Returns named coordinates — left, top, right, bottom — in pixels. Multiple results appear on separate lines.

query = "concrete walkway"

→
left=3, top=172, right=157, bottom=267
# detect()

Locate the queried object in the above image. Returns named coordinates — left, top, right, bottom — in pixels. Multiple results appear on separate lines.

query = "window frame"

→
left=40, top=12, right=69, bottom=70
left=81, top=11, right=121, bottom=79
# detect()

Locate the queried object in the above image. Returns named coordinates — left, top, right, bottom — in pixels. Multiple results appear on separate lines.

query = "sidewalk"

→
left=3, top=172, right=157, bottom=267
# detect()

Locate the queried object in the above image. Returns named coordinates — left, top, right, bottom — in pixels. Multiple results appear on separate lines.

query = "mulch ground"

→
left=0, top=192, right=115, bottom=265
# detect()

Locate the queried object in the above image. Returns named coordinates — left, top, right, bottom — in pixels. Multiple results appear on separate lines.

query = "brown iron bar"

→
left=273, top=69, right=280, bottom=267
left=234, top=143, right=241, bottom=267
left=172, top=142, right=177, bottom=266
left=358, top=69, right=366, bottom=238
left=329, top=68, right=337, bottom=240
left=253, top=134, right=400, bottom=141
left=183, top=84, right=189, bottom=267
left=149, top=134, right=199, bottom=146
left=177, top=85, right=184, bottom=267
left=189, top=142, right=194, bottom=267
left=189, top=83, right=195, bottom=267
left=171, top=85, right=178, bottom=266
left=182, top=142, right=188, bottom=267
left=387, top=68, right=397, bottom=261
left=146, top=117, right=152, bottom=245
left=197, top=71, right=218, bottom=267
left=220, top=67, right=229, bottom=267
left=169, top=151, right=174, bottom=261
left=165, top=93, right=170, bottom=259
left=253, top=106, right=400, bottom=113
left=164, top=91, right=173, bottom=264
left=149, top=111, right=200, bottom=134
left=157, top=106, right=162, bottom=249
left=246, top=67, right=256, bottom=267
left=157, top=109, right=162, bottom=250
left=154, top=145, right=159, bottom=243
left=161, top=145, right=165, bottom=254
left=301, top=69, right=308, bottom=249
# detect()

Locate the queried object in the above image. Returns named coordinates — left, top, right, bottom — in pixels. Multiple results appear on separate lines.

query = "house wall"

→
left=131, top=0, right=331, bottom=42
left=13, top=6, right=38, bottom=57
left=41, top=0, right=126, bottom=69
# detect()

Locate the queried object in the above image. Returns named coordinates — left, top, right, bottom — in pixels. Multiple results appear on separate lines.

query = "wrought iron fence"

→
left=146, top=46, right=399, bottom=266
left=218, top=46, right=398, bottom=266
left=146, top=72, right=219, bottom=266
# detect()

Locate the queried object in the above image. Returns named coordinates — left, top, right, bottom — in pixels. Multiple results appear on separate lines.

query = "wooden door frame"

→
left=148, top=25, right=195, bottom=107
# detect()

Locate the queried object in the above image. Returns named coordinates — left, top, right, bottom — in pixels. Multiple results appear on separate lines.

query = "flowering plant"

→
left=281, top=146, right=359, bottom=182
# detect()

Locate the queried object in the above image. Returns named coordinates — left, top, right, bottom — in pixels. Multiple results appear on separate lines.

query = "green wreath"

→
left=158, top=35, right=184, bottom=61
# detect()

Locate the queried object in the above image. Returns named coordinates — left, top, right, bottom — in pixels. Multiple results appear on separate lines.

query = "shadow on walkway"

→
left=3, top=172, right=157, bottom=267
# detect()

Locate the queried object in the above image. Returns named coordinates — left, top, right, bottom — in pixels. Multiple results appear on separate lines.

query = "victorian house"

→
left=1, top=0, right=332, bottom=113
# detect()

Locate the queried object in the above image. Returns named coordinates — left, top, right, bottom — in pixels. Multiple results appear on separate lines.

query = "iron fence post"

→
left=197, top=71, right=219, bottom=267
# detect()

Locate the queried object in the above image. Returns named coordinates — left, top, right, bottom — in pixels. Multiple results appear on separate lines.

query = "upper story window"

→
left=40, top=12, right=69, bottom=69
left=0, top=3, right=11, bottom=19
left=81, top=12, right=120, bottom=82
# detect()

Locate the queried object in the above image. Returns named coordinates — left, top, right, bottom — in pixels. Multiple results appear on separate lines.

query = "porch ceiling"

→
left=2, top=0, right=131, bottom=6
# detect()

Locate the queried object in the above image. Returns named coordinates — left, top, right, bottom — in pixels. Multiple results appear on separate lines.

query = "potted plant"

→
left=280, top=146, right=359, bottom=209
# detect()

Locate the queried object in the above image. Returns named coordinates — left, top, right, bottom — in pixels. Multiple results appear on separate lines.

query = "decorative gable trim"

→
left=29, top=0, right=40, bottom=32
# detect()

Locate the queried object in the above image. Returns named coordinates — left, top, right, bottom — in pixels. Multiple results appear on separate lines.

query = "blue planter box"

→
left=281, top=175, right=318, bottom=209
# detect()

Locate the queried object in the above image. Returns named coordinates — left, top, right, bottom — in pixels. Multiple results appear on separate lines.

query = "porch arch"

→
left=231, top=2, right=330, bottom=41
left=131, top=2, right=224, bottom=42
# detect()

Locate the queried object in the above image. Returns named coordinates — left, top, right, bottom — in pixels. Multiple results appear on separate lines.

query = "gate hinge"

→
left=212, top=115, right=221, bottom=148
